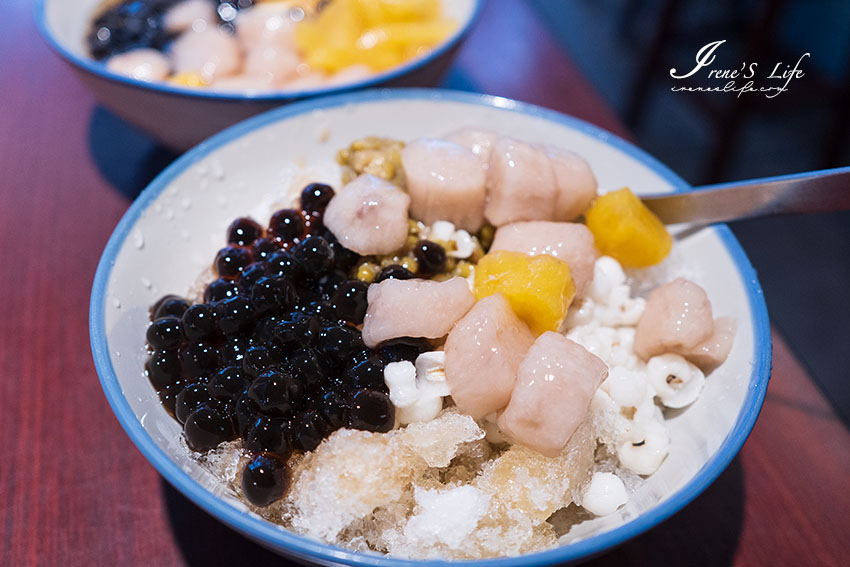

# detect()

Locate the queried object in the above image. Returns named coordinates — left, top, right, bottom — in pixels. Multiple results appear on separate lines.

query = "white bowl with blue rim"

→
left=35, top=0, right=481, bottom=151
left=90, top=88, right=771, bottom=565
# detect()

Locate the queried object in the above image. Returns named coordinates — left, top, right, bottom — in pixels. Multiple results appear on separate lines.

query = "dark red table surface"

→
left=2, top=1, right=848, bottom=565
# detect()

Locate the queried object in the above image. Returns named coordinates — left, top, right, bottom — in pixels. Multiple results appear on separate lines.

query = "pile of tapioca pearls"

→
left=144, top=182, right=464, bottom=506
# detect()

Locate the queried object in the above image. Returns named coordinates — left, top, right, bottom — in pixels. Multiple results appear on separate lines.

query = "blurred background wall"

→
left=517, top=0, right=850, bottom=424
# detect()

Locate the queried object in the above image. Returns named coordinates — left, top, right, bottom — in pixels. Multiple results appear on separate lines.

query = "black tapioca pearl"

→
left=299, top=183, right=334, bottom=213
left=241, top=452, right=289, bottom=508
left=243, top=416, right=291, bottom=458
left=346, top=389, right=395, bottom=433
left=150, top=295, right=189, bottom=321
left=180, top=341, right=220, bottom=378
left=183, top=405, right=236, bottom=452
left=227, top=217, right=263, bottom=246
left=214, top=245, right=254, bottom=279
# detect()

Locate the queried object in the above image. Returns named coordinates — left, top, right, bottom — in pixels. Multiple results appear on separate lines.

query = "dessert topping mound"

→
left=143, top=127, right=737, bottom=559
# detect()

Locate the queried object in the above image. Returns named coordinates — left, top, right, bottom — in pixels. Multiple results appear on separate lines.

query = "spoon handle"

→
left=641, top=166, right=850, bottom=224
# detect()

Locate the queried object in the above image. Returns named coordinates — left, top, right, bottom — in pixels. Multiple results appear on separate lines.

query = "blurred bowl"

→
left=35, top=0, right=481, bottom=150
left=90, top=88, right=771, bottom=565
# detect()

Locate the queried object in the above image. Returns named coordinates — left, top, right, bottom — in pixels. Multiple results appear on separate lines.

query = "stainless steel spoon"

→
left=641, top=166, right=850, bottom=224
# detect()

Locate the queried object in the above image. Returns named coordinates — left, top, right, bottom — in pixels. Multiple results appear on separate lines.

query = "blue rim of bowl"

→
left=34, top=0, right=483, bottom=102
left=90, top=88, right=772, bottom=567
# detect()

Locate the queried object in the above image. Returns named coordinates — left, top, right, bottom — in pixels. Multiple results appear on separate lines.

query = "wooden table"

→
left=2, top=1, right=847, bottom=565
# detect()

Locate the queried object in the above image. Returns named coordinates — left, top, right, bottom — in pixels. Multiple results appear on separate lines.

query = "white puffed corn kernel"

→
left=632, top=391, right=661, bottom=425
left=617, top=418, right=670, bottom=475
left=609, top=285, right=646, bottom=326
left=414, top=351, right=451, bottom=398
left=603, top=366, right=649, bottom=409
left=596, top=327, right=618, bottom=359
left=449, top=229, right=475, bottom=259
left=617, top=327, right=636, bottom=351
left=384, top=361, right=418, bottom=408
left=647, top=353, right=706, bottom=409
left=588, top=256, right=627, bottom=304
left=608, top=324, right=637, bottom=371
left=596, top=285, right=645, bottom=327
left=581, top=472, right=628, bottom=516
left=429, top=220, right=456, bottom=242
left=385, top=353, right=452, bottom=425
left=607, top=344, right=638, bottom=370
left=396, top=395, right=443, bottom=425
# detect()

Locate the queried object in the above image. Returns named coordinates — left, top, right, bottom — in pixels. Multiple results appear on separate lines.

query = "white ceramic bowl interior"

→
left=91, top=89, right=770, bottom=566
left=37, top=0, right=480, bottom=150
